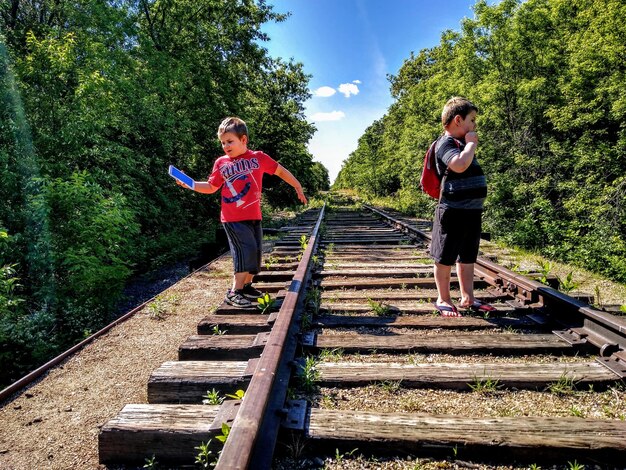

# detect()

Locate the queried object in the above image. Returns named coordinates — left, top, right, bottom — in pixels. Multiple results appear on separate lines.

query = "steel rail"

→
left=363, top=204, right=626, bottom=374
left=216, top=204, right=326, bottom=470
left=0, top=255, right=228, bottom=404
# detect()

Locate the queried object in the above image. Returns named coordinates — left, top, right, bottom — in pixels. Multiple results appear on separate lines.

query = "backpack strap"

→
left=438, top=168, right=448, bottom=202
left=436, top=136, right=460, bottom=203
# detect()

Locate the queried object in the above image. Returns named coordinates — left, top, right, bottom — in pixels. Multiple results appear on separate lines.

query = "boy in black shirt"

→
left=431, top=97, right=495, bottom=316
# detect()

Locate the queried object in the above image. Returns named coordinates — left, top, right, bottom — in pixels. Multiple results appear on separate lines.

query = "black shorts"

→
left=430, top=206, right=482, bottom=266
left=223, top=220, right=263, bottom=274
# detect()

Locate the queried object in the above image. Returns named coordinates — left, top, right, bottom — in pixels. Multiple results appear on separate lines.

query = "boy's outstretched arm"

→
left=274, top=165, right=308, bottom=204
left=176, top=179, right=220, bottom=194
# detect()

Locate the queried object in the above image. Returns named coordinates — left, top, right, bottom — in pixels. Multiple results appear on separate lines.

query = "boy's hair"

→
left=441, top=97, right=478, bottom=127
left=217, top=117, right=248, bottom=139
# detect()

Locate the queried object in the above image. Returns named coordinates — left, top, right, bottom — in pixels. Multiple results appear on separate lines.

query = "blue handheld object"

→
left=168, top=165, right=195, bottom=189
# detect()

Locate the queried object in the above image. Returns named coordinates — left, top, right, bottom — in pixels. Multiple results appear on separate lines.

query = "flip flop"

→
left=433, top=303, right=462, bottom=317
left=464, top=299, right=496, bottom=312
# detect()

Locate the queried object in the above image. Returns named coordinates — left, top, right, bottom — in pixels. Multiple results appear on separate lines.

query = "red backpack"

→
left=420, top=137, right=458, bottom=199
left=420, top=139, right=446, bottom=199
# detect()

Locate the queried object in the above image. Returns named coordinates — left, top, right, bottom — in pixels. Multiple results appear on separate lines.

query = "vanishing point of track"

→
left=99, top=199, right=626, bottom=468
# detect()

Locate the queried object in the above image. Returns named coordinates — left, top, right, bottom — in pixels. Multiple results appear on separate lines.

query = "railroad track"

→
left=99, top=201, right=626, bottom=468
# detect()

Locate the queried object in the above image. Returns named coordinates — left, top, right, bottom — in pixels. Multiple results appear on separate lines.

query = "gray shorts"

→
left=223, top=220, right=263, bottom=274
left=430, top=205, right=482, bottom=266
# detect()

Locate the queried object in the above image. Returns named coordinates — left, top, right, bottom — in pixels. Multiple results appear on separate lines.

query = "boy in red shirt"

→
left=175, top=117, right=307, bottom=308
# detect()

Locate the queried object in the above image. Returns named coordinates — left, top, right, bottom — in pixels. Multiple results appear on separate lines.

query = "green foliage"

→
left=264, top=255, right=278, bottom=270
left=202, top=388, right=224, bottom=406
left=367, top=298, right=391, bottom=316
left=333, top=447, right=359, bottom=464
left=535, top=260, right=553, bottom=286
left=211, top=325, right=227, bottom=336
left=194, top=440, right=216, bottom=468
left=319, top=348, right=344, bottom=361
left=547, top=373, right=577, bottom=395
left=377, top=380, right=402, bottom=393
left=297, top=355, right=319, bottom=392
left=257, top=292, right=276, bottom=315
left=299, top=235, right=309, bottom=252
left=146, top=294, right=179, bottom=321
left=557, top=271, right=578, bottom=293
left=468, top=376, right=501, bottom=394
left=0, top=0, right=328, bottom=386
left=30, top=173, right=139, bottom=323
left=225, top=389, right=245, bottom=400
left=335, top=0, right=626, bottom=283
left=305, top=287, right=322, bottom=316
left=215, top=423, right=231, bottom=444
left=143, top=454, right=158, bottom=469
left=0, top=264, right=23, bottom=313
left=567, top=460, right=585, bottom=470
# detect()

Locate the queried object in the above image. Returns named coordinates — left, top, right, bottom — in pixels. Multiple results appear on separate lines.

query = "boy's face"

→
left=219, top=132, right=248, bottom=158
left=459, top=110, right=477, bottom=136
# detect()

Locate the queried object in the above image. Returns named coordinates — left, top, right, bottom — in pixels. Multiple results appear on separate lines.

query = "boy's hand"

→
left=465, top=131, right=478, bottom=145
left=296, top=188, right=308, bottom=205
left=174, top=169, right=192, bottom=189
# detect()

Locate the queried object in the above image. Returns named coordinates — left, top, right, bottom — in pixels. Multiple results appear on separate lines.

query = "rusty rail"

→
left=215, top=204, right=326, bottom=470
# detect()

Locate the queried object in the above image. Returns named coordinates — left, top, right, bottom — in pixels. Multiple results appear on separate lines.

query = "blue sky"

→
left=261, top=0, right=480, bottom=182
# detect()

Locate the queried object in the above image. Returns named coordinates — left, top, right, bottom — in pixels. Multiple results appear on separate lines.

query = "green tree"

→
left=337, top=0, right=626, bottom=282
left=0, top=0, right=329, bottom=387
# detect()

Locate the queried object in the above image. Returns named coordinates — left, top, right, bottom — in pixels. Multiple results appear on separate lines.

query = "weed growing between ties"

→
left=202, top=388, right=224, bottom=405
left=195, top=389, right=245, bottom=467
left=297, top=355, right=319, bottom=393
left=211, top=325, right=227, bottom=335
left=297, top=235, right=309, bottom=261
left=264, top=254, right=278, bottom=269
left=143, top=454, right=158, bottom=469
left=547, top=374, right=577, bottom=395
left=469, top=375, right=502, bottom=394
left=257, top=292, right=276, bottom=314
left=194, top=440, right=216, bottom=468
left=318, top=348, right=344, bottom=362
left=306, top=287, right=322, bottom=316
left=367, top=298, right=391, bottom=316
left=323, top=242, right=336, bottom=257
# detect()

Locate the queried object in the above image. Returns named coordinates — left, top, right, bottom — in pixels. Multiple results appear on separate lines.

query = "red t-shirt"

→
left=208, top=150, right=279, bottom=222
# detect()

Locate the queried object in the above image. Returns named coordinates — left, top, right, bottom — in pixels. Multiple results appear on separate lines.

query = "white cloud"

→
left=353, top=80, right=362, bottom=84
left=314, top=86, right=336, bottom=97
left=310, top=111, right=346, bottom=122
left=338, top=82, right=360, bottom=98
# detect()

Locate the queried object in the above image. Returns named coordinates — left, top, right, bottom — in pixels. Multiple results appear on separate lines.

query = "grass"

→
left=319, top=348, right=344, bottom=361
left=367, top=298, right=391, bottom=316
left=569, top=405, right=584, bottom=417
left=377, top=380, right=402, bottom=393
left=468, top=375, right=501, bottom=394
left=547, top=373, right=577, bottom=395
